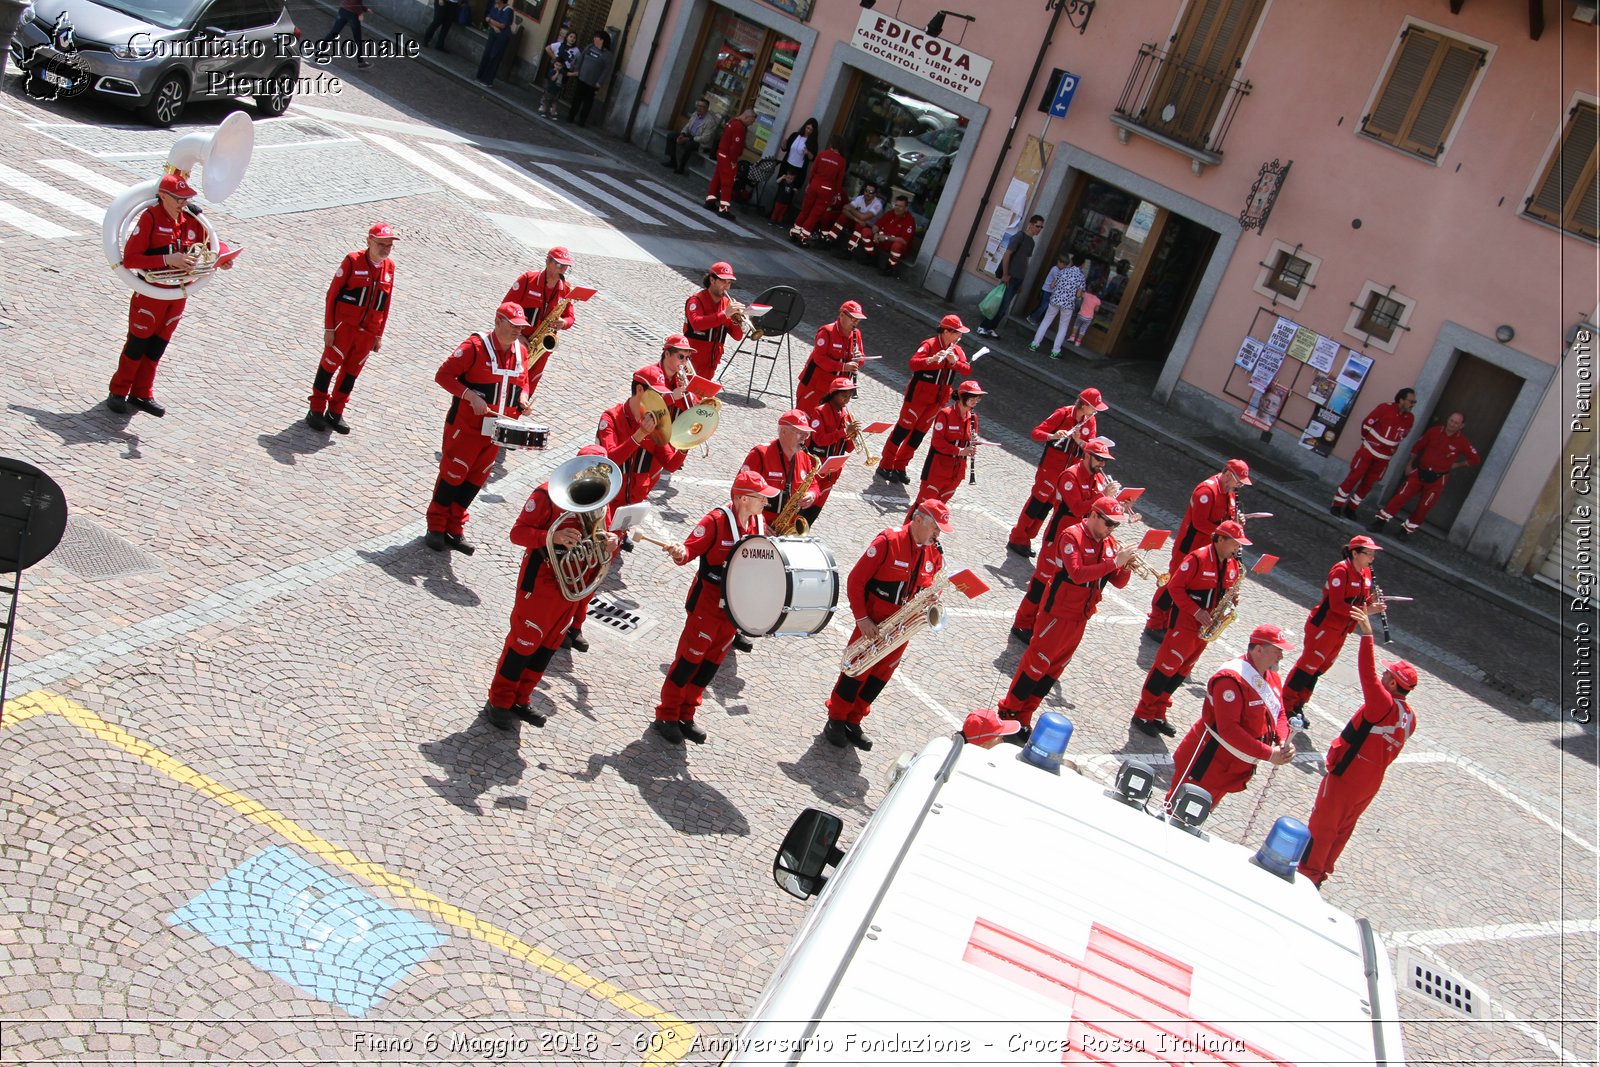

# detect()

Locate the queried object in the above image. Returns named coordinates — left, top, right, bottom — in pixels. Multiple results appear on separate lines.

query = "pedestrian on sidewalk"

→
left=768, top=117, right=818, bottom=227
left=1370, top=412, right=1480, bottom=539
left=567, top=30, right=612, bottom=127
left=539, top=31, right=578, bottom=116
left=1068, top=282, right=1102, bottom=345
left=475, top=0, right=515, bottom=87
left=1331, top=388, right=1416, bottom=519
left=318, top=0, right=372, bottom=68
left=665, top=97, right=720, bottom=170
left=421, top=0, right=462, bottom=51
left=1027, top=253, right=1067, bottom=326
left=977, top=214, right=1042, bottom=338
left=1030, top=255, right=1085, bottom=359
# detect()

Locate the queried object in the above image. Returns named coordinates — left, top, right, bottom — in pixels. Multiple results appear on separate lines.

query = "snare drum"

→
left=490, top=418, right=549, bottom=450
left=723, top=535, right=839, bottom=638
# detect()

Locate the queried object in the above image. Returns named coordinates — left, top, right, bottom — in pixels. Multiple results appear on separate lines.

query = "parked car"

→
left=9, top=0, right=302, bottom=126
left=894, top=122, right=964, bottom=173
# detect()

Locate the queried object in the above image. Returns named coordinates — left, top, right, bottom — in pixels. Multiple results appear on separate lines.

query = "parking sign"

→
left=1049, top=71, right=1080, bottom=118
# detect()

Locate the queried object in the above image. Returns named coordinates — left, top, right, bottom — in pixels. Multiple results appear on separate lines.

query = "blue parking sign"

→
left=1049, top=72, right=1080, bottom=118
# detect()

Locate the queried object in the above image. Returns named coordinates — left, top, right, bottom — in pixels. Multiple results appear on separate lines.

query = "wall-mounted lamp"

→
left=859, top=0, right=876, bottom=8
left=1045, top=0, right=1097, bottom=36
left=926, top=10, right=975, bottom=37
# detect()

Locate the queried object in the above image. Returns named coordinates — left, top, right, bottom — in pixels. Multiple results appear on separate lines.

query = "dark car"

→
left=10, top=0, right=302, bottom=126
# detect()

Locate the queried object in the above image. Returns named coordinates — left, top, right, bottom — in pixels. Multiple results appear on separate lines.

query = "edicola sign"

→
left=851, top=12, right=993, bottom=101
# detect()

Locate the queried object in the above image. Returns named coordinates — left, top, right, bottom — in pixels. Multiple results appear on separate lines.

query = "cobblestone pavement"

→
left=0, top=38, right=1594, bottom=1067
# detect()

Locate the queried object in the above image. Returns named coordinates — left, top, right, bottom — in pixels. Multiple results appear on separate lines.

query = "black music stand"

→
left=717, top=285, right=804, bottom=406
left=0, top=459, right=69, bottom=726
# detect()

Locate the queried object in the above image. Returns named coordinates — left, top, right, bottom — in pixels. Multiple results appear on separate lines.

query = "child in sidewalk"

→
left=1027, top=253, right=1067, bottom=326
left=1029, top=255, right=1086, bottom=359
left=1070, top=283, right=1102, bottom=345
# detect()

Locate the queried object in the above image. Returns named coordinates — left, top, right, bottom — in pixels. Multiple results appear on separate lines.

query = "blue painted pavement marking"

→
left=170, top=846, right=446, bottom=1017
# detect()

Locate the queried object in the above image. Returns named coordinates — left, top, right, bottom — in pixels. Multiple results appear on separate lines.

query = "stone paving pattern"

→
left=0, top=30, right=1593, bottom=1067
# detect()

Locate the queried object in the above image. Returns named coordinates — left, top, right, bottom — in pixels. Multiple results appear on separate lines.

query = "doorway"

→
left=1417, top=352, right=1520, bottom=530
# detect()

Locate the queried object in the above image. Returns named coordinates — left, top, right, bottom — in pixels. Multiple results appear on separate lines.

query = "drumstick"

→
left=630, top=531, right=677, bottom=551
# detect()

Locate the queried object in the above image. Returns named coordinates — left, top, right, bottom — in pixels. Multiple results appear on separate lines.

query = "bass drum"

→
left=723, top=535, right=838, bottom=638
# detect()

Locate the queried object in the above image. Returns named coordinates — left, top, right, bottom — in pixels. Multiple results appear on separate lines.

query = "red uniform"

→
left=1000, top=521, right=1129, bottom=727
left=427, top=331, right=530, bottom=538
left=502, top=270, right=576, bottom=403
left=1299, top=636, right=1416, bottom=886
left=862, top=207, right=917, bottom=270
left=310, top=249, right=395, bottom=418
left=1282, top=558, right=1374, bottom=716
left=790, top=148, right=847, bottom=241
left=1375, top=425, right=1482, bottom=533
left=877, top=337, right=970, bottom=475
left=1134, top=545, right=1239, bottom=726
left=1167, top=657, right=1288, bottom=806
left=1146, top=474, right=1235, bottom=630
left=596, top=401, right=684, bottom=509
left=803, top=403, right=857, bottom=524
left=826, top=524, right=943, bottom=725
left=1333, top=401, right=1414, bottom=510
left=683, top=288, right=746, bottom=381
left=657, top=504, right=766, bottom=724
left=741, top=439, right=817, bottom=526
left=487, top=483, right=595, bottom=708
left=704, top=116, right=748, bottom=212
left=1014, top=459, right=1107, bottom=634
left=1007, top=406, right=1098, bottom=549
left=796, top=321, right=864, bottom=412
left=911, top=402, right=976, bottom=514
left=110, top=204, right=208, bottom=402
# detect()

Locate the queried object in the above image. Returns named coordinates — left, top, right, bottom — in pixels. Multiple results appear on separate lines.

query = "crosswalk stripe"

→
left=0, top=161, right=105, bottom=222
left=39, top=158, right=135, bottom=197
left=478, top=154, right=604, bottom=219
left=529, top=164, right=664, bottom=228
left=0, top=200, right=79, bottom=239
left=357, top=131, right=494, bottom=201
left=416, top=142, right=557, bottom=211
left=586, top=170, right=709, bottom=232
left=636, top=178, right=749, bottom=237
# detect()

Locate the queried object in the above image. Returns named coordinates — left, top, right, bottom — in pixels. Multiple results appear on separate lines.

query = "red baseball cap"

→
left=778, top=408, right=813, bottom=431
left=732, top=470, right=780, bottom=498
left=938, top=314, right=969, bottom=333
left=368, top=222, right=398, bottom=240
left=632, top=364, right=669, bottom=390
left=829, top=376, right=856, bottom=392
left=1091, top=496, right=1125, bottom=520
left=1248, top=623, right=1297, bottom=651
left=709, top=261, right=736, bottom=279
left=1078, top=387, right=1108, bottom=411
left=663, top=333, right=694, bottom=351
left=496, top=301, right=530, bottom=326
left=1383, top=659, right=1419, bottom=691
left=1347, top=535, right=1383, bottom=552
left=957, top=380, right=987, bottom=397
left=915, top=498, right=954, bottom=532
left=963, top=708, right=1021, bottom=743
left=1226, top=458, right=1252, bottom=484
left=1214, top=519, right=1251, bottom=544
left=840, top=300, right=867, bottom=319
left=577, top=443, right=608, bottom=458
left=159, top=173, right=197, bottom=198
left=1083, top=438, right=1113, bottom=459
left=548, top=246, right=573, bottom=265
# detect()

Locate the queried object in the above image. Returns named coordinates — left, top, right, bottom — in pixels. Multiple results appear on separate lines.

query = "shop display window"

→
left=836, top=74, right=964, bottom=231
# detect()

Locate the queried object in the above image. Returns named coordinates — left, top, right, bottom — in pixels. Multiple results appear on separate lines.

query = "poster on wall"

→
left=1310, top=335, right=1340, bottom=373
left=979, top=139, right=1051, bottom=275
left=1248, top=344, right=1287, bottom=392
left=1235, top=336, right=1264, bottom=372
left=1285, top=326, right=1318, bottom=364
left=1308, top=373, right=1335, bottom=406
left=1300, top=421, right=1327, bottom=450
left=758, top=0, right=813, bottom=18
left=1267, top=315, right=1299, bottom=352
left=1240, top=382, right=1291, bottom=432
left=1307, top=350, right=1376, bottom=457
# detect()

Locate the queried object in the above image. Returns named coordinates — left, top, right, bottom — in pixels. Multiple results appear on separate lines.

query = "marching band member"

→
left=424, top=301, right=531, bottom=554
left=788, top=136, right=848, bottom=245
left=875, top=314, right=972, bottom=484
left=655, top=470, right=779, bottom=744
left=683, top=261, right=746, bottom=380
left=1132, top=519, right=1248, bottom=737
left=484, top=444, right=619, bottom=730
left=1281, top=535, right=1381, bottom=731
left=909, top=380, right=985, bottom=517
left=823, top=499, right=952, bottom=751
left=1298, top=607, right=1419, bottom=888
left=741, top=408, right=818, bottom=527
left=1331, top=388, right=1416, bottom=519
left=1144, top=458, right=1251, bottom=638
left=1006, top=387, right=1108, bottom=557
left=1166, top=623, right=1297, bottom=808
left=1370, top=411, right=1480, bottom=539
left=1012, top=437, right=1115, bottom=642
left=704, top=108, right=755, bottom=217
left=998, top=498, right=1135, bottom=737
left=307, top=222, right=397, bottom=435
left=106, top=172, right=236, bottom=417
left=795, top=300, right=866, bottom=412
left=801, top=377, right=860, bottom=529
left=962, top=707, right=1023, bottom=749
left=657, top=333, right=701, bottom=417
left=502, top=246, right=576, bottom=403
left=856, top=194, right=917, bottom=276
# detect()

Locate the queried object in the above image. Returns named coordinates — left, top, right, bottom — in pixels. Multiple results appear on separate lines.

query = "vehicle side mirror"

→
left=772, top=808, right=844, bottom=900
left=203, top=24, right=229, bottom=36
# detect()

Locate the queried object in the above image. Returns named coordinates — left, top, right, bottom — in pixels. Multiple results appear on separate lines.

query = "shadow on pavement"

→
left=257, top=420, right=336, bottom=466
left=573, top=734, right=751, bottom=836
left=357, top=539, right=481, bottom=607
left=419, top=713, right=528, bottom=815
left=777, top=735, right=872, bottom=810
left=1555, top=729, right=1598, bottom=768
left=11, top=403, right=144, bottom=460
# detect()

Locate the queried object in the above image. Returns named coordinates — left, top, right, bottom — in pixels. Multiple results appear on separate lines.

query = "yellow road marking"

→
left=2, top=691, right=696, bottom=1065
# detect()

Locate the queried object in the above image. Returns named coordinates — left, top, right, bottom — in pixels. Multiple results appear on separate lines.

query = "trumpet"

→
left=729, top=299, right=764, bottom=340
left=844, top=411, right=879, bottom=467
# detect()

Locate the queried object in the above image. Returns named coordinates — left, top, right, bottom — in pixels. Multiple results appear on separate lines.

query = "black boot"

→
left=654, top=719, right=684, bottom=744
left=306, top=409, right=329, bottom=432
left=424, top=531, right=449, bottom=552
left=843, top=721, right=873, bottom=752
left=823, top=720, right=851, bottom=748
left=107, top=394, right=130, bottom=414
left=446, top=533, right=476, bottom=556
left=512, top=703, right=547, bottom=727
left=325, top=411, right=351, bottom=435
left=483, top=701, right=515, bottom=730
left=679, top=719, right=707, bottom=744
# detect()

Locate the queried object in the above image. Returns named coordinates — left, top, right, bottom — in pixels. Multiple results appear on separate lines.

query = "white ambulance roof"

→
left=736, top=738, right=1401, bottom=1066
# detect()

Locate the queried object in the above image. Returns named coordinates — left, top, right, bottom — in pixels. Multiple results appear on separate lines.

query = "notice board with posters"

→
left=1223, top=308, right=1373, bottom=455
left=980, top=135, right=1052, bottom=276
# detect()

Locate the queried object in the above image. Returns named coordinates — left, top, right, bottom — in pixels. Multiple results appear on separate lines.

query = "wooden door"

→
left=1416, top=352, right=1521, bottom=530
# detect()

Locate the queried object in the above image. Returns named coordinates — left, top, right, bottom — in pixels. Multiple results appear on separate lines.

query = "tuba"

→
left=102, top=111, right=254, bottom=300
left=545, top=454, right=624, bottom=602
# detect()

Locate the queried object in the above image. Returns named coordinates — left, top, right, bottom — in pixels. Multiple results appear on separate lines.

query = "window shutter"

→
left=1364, top=29, right=1438, bottom=142
left=1402, top=40, right=1485, bottom=158
left=1528, top=102, right=1599, bottom=238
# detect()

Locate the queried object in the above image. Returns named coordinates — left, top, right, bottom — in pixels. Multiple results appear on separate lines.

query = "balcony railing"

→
left=1112, top=42, right=1252, bottom=171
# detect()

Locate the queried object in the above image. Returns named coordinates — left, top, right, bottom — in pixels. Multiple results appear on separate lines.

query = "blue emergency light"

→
left=1252, top=816, right=1312, bottom=881
left=1021, top=712, right=1073, bottom=770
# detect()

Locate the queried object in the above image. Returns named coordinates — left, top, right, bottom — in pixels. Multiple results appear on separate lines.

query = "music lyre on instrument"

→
left=1122, top=527, right=1170, bottom=583
left=1198, top=552, right=1279, bottom=642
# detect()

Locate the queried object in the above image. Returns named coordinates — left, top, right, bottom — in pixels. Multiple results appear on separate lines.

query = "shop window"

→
left=1344, top=282, right=1414, bottom=353
left=837, top=74, right=965, bottom=232
left=1361, top=24, right=1487, bottom=161
left=679, top=9, right=798, bottom=157
left=1251, top=241, right=1319, bottom=310
left=1525, top=100, right=1599, bottom=240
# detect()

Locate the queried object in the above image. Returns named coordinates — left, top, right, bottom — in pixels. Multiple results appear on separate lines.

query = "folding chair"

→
left=717, top=285, right=805, bottom=406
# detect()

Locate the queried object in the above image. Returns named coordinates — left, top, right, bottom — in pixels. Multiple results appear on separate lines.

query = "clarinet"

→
left=968, top=414, right=978, bottom=485
left=1372, top=575, right=1394, bottom=644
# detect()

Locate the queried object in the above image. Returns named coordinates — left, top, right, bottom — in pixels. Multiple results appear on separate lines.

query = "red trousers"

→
left=909, top=455, right=963, bottom=518
left=791, top=186, right=836, bottom=235
left=487, top=558, right=581, bottom=707
left=1282, top=624, right=1353, bottom=714
left=427, top=423, right=498, bottom=536
left=1168, top=722, right=1259, bottom=806
left=657, top=594, right=737, bottom=723
left=1377, top=470, right=1446, bottom=530
left=686, top=338, right=724, bottom=381
left=1298, top=763, right=1386, bottom=885
left=110, top=293, right=186, bottom=399
left=310, top=318, right=380, bottom=415
left=999, top=611, right=1091, bottom=727
left=1009, top=456, right=1067, bottom=546
left=1133, top=628, right=1207, bottom=723
left=1333, top=449, right=1390, bottom=506
left=825, top=625, right=908, bottom=724
left=877, top=391, right=944, bottom=473
left=705, top=159, right=736, bottom=209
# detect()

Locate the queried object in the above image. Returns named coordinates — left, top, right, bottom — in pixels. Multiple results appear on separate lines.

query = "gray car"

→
left=10, top=0, right=301, bottom=126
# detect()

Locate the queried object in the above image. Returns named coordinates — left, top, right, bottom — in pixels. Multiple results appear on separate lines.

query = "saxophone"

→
left=839, top=572, right=951, bottom=677
left=527, top=296, right=573, bottom=352
left=1198, top=565, right=1245, bottom=642
left=772, top=458, right=829, bottom=535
